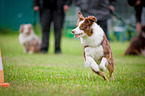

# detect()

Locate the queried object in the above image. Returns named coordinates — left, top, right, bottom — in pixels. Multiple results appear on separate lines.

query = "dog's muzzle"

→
left=72, top=30, right=75, bottom=34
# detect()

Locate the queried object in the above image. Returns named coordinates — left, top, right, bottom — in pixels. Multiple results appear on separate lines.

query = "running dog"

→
left=72, top=11, right=114, bottom=81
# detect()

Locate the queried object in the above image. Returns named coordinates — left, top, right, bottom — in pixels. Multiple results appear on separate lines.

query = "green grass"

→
left=0, top=33, right=145, bottom=96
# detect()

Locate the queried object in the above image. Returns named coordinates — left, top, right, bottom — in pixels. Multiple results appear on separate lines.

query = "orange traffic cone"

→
left=0, top=49, right=10, bottom=87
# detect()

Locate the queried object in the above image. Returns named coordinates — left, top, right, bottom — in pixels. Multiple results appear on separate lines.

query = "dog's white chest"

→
left=19, top=34, right=36, bottom=45
left=84, top=45, right=103, bottom=61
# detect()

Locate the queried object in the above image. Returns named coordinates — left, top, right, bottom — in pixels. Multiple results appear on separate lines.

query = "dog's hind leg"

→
left=109, top=72, right=114, bottom=80
left=99, top=57, right=115, bottom=81
left=85, top=56, right=109, bottom=81
left=106, top=63, right=114, bottom=80
left=99, top=57, right=108, bottom=71
left=91, top=68, right=109, bottom=82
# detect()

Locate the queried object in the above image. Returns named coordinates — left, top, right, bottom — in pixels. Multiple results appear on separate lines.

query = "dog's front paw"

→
left=28, top=51, right=33, bottom=54
left=84, top=60, right=90, bottom=67
left=142, top=50, right=145, bottom=57
left=99, top=64, right=106, bottom=71
left=24, top=51, right=27, bottom=54
left=24, top=48, right=28, bottom=54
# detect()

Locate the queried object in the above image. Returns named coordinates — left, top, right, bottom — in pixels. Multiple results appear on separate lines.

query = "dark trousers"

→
left=39, top=9, right=64, bottom=52
left=97, top=20, right=109, bottom=40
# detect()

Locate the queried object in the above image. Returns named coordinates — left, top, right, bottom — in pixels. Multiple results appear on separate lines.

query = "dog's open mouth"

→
left=74, top=33, right=83, bottom=38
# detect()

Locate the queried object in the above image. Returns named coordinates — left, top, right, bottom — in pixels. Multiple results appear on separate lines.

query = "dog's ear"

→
left=28, top=24, right=33, bottom=30
left=84, top=16, right=97, bottom=26
left=77, top=11, right=84, bottom=26
left=27, top=24, right=33, bottom=34
left=87, top=16, right=97, bottom=22
left=78, top=11, right=84, bottom=21
left=142, top=25, right=145, bottom=32
left=19, top=24, right=24, bottom=33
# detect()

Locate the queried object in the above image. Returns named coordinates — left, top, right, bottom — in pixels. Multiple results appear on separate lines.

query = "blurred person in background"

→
left=75, top=0, right=116, bottom=40
left=127, top=0, right=145, bottom=34
left=33, top=0, right=72, bottom=54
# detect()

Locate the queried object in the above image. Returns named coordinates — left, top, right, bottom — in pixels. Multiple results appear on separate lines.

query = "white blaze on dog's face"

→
left=72, top=11, right=97, bottom=38
left=72, top=20, right=85, bottom=38
left=19, top=24, right=33, bottom=35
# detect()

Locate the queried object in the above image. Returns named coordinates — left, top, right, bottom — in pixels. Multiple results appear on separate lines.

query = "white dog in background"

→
left=19, top=24, right=41, bottom=54
left=72, top=11, right=114, bottom=81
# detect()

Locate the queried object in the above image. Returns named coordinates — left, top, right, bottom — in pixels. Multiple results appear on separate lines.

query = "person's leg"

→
left=53, top=11, right=64, bottom=54
left=39, top=9, right=52, bottom=53
left=97, top=20, right=109, bottom=40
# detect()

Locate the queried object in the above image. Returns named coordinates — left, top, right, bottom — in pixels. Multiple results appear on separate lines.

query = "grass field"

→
left=0, top=33, right=145, bottom=96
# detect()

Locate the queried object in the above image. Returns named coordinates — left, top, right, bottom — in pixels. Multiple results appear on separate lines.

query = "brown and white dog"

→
left=125, top=25, right=145, bottom=56
left=19, top=24, right=41, bottom=54
left=72, top=11, right=114, bottom=81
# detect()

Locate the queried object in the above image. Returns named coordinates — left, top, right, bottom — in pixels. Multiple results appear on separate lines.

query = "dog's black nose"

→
left=72, top=30, right=75, bottom=34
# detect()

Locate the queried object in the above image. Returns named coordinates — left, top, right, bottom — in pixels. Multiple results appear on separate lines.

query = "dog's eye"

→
left=28, top=27, right=32, bottom=31
left=80, top=25, right=87, bottom=30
